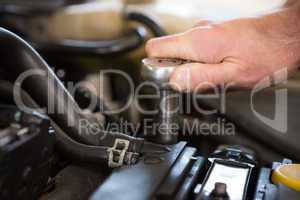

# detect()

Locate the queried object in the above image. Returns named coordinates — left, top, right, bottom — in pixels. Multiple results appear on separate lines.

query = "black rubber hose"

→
left=0, top=27, right=143, bottom=150
left=52, top=122, right=115, bottom=165
left=126, top=11, right=166, bottom=37
left=0, top=80, right=147, bottom=165
left=33, top=27, right=147, bottom=56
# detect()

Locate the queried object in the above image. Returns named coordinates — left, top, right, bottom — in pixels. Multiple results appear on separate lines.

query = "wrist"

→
left=259, top=3, right=300, bottom=41
left=255, top=4, right=300, bottom=68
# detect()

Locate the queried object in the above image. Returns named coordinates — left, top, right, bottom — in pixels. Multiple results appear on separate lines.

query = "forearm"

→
left=250, top=0, right=300, bottom=70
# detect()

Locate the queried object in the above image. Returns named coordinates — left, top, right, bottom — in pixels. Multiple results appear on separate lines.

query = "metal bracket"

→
left=107, top=139, right=130, bottom=168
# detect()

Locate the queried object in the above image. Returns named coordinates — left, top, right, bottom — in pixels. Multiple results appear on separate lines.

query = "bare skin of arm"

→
left=145, top=1, right=300, bottom=92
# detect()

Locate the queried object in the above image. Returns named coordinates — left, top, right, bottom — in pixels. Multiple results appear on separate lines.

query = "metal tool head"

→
left=141, top=58, right=189, bottom=86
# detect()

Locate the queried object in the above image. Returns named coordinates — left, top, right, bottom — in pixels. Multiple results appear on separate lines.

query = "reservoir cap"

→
left=272, top=164, right=300, bottom=192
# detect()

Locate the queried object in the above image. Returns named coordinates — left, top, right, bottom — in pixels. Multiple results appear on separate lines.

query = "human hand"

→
left=145, top=7, right=300, bottom=92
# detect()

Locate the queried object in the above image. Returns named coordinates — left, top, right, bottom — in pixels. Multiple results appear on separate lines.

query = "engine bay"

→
left=0, top=1, right=299, bottom=200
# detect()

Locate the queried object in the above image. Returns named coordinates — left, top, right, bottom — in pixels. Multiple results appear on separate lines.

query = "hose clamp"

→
left=107, top=139, right=130, bottom=168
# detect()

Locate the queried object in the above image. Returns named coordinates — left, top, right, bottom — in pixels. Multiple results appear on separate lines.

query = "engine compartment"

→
left=0, top=1, right=299, bottom=199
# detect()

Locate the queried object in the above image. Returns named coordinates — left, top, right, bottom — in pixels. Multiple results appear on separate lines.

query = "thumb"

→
left=169, top=62, right=239, bottom=92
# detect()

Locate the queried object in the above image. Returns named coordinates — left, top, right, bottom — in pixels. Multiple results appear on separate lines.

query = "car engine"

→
left=0, top=1, right=299, bottom=200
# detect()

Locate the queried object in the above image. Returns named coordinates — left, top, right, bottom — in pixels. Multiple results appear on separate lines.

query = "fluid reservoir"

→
left=272, top=164, right=300, bottom=192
